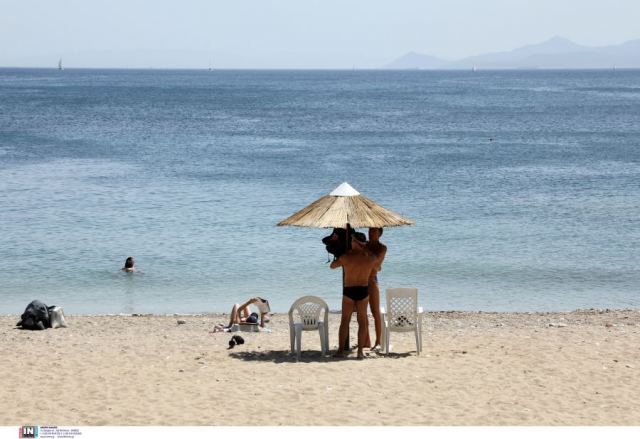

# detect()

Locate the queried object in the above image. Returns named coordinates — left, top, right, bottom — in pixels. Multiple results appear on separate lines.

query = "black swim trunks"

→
left=343, top=286, right=369, bottom=301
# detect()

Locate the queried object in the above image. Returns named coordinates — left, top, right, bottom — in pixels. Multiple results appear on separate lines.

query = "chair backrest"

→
left=385, top=287, right=419, bottom=331
left=288, top=296, right=329, bottom=330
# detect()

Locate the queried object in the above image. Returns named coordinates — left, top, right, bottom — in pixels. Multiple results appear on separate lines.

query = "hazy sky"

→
left=1, top=0, right=639, bottom=68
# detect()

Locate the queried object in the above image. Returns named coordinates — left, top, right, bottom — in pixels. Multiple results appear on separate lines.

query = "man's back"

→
left=333, top=249, right=377, bottom=286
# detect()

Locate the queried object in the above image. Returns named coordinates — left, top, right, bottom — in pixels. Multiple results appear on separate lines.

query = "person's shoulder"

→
left=369, top=242, right=387, bottom=253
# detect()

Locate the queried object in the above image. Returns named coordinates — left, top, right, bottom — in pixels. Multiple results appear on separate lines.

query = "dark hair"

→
left=124, top=257, right=134, bottom=269
left=322, top=225, right=370, bottom=259
left=352, top=231, right=367, bottom=243
left=322, top=228, right=349, bottom=259
left=352, top=233, right=366, bottom=245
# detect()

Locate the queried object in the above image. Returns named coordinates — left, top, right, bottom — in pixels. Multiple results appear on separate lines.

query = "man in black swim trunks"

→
left=330, top=232, right=378, bottom=359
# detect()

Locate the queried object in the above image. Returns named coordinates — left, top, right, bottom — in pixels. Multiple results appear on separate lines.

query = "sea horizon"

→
left=3, top=66, right=640, bottom=72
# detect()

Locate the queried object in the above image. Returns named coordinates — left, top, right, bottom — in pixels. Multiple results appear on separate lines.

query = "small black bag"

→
left=322, top=228, right=348, bottom=259
left=16, top=300, right=54, bottom=330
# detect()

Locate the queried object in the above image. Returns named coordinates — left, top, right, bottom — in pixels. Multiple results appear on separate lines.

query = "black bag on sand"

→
left=16, top=300, right=54, bottom=330
left=322, top=227, right=367, bottom=260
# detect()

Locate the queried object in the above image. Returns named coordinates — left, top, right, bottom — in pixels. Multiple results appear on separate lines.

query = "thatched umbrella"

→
left=277, top=182, right=414, bottom=229
left=277, top=182, right=414, bottom=350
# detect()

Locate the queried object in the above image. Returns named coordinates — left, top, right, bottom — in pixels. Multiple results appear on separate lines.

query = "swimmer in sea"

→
left=122, top=256, right=135, bottom=272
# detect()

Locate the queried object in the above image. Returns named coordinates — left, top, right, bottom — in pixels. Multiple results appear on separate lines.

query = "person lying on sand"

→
left=211, top=297, right=271, bottom=333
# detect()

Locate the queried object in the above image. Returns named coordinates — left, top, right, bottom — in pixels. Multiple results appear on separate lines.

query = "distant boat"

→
left=472, top=65, right=477, bottom=72
left=58, top=59, right=63, bottom=70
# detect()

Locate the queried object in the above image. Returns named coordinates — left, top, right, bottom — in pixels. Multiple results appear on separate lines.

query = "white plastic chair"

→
left=288, top=296, right=329, bottom=360
left=381, top=287, right=423, bottom=355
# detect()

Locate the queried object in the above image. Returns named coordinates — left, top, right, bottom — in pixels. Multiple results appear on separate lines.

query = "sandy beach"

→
left=1, top=309, right=639, bottom=426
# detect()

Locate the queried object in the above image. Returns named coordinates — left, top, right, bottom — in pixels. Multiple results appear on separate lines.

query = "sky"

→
left=1, top=0, right=639, bottom=69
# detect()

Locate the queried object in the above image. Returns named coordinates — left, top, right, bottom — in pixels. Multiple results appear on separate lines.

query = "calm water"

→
left=1, top=68, right=639, bottom=314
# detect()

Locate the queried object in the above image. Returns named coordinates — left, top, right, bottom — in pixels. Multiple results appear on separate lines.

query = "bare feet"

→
left=332, top=350, right=347, bottom=358
left=357, top=350, right=365, bottom=360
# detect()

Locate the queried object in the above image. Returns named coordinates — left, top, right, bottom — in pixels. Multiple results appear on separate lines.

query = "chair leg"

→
left=319, top=329, right=325, bottom=355
left=295, top=326, right=302, bottom=361
left=289, top=325, right=296, bottom=355
left=325, top=327, right=329, bottom=355
left=384, top=325, right=390, bottom=354
left=317, top=322, right=326, bottom=355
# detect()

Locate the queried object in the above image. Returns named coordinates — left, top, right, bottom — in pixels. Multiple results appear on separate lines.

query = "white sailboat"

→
left=58, top=58, right=63, bottom=70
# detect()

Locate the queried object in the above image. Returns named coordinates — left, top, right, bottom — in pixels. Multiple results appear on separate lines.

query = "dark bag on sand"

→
left=16, top=300, right=54, bottom=330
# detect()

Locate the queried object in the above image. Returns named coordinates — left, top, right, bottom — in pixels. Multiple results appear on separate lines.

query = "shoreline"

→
left=2, top=309, right=639, bottom=425
left=4, top=307, right=639, bottom=318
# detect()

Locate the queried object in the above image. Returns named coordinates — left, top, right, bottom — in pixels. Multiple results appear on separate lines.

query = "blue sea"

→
left=1, top=68, right=639, bottom=314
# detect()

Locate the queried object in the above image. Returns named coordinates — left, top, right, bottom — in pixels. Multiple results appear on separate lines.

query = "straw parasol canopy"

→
left=277, top=182, right=414, bottom=229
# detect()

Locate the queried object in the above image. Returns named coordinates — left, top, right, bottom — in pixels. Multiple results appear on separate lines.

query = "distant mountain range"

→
left=385, top=36, right=640, bottom=69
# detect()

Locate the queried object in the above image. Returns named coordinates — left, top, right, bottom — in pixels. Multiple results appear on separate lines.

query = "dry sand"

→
left=1, top=309, right=639, bottom=426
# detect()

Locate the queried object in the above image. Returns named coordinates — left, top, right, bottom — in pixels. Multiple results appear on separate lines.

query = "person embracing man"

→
left=365, top=227, right=387, bottom=351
